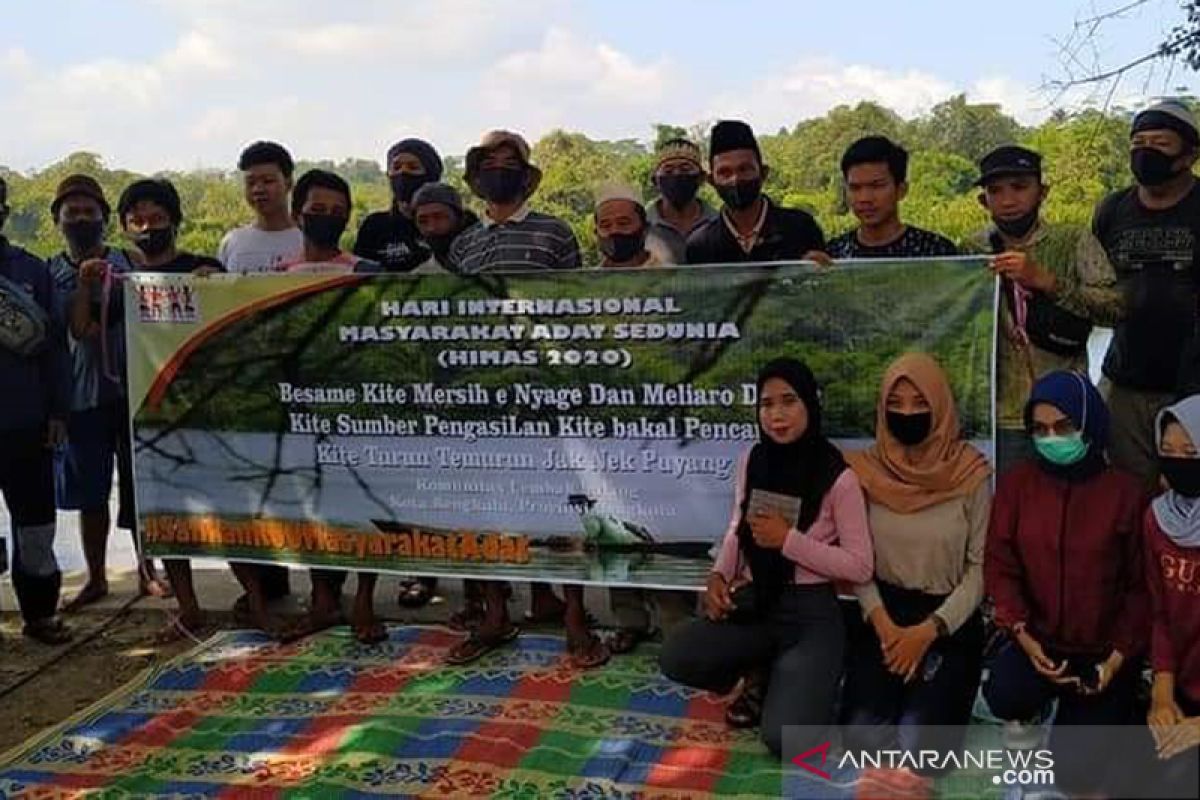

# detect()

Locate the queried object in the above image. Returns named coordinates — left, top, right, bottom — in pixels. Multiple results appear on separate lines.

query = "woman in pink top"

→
left=659, top=358, right=873, bottom=756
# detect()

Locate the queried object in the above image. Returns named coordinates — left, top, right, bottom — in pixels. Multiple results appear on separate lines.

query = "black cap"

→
left=709, top=120, right=761, bottom=163
left=976, top=146, right=1042, bottom=186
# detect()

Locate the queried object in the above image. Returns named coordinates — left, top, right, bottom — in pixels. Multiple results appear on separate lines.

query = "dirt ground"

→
left=0, top=569, right=627, bottom=758
left=0, top=604, right=229, bottom=755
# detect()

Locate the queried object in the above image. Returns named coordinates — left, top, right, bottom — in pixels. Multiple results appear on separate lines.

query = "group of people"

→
left=3, top=95, right=1200, bottom=791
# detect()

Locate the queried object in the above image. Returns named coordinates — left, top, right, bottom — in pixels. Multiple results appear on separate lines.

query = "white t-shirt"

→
left=217, top=225, right=304, bottom=274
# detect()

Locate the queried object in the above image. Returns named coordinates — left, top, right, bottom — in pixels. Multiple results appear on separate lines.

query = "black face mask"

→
left=716, top=178, right=763, bottom=211
left=599, top=231, right=647, bottom=264
left=390, top=173, right=428, bottom=205
left=132, top=227, right=174, bottom=258
left=657, top=174, right=701, bottom=208
left=1131, top=147, right=1183, bottom=187
left=63, top=219, right=105, bottom=253
left=995, top=209, right=1039, bottom=240
left=475, top=168, right=526, bottom=204
left=1162, top=456, right=1200, bottom=497
left=426, top=234, right=456, bottom=261
left=302, top=214, right=348, bottom=250
left=886, top=411, right=933, bottom=446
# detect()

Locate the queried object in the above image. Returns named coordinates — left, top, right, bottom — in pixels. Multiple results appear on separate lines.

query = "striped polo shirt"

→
left=448, top=204, right=581, bottom=273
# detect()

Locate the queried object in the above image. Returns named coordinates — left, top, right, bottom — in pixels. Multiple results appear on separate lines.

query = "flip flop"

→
left=397, top=579, right=435, bottom=609
left=153, top=615, right=214, bottom=645
left=567, top=634, right=611, bottom=670
left=22, top=618, right=72, bottom=645
left=725, top=682, right=765, bottom=729
left=608, top=627, right=656, bottom=655
left=448, top=603, right=486, bottom=631
left=60, top=582, right=109, bottom=614
left=353, top=619, right=388, bottom=645
left=445, top=624, right=520, bottom=665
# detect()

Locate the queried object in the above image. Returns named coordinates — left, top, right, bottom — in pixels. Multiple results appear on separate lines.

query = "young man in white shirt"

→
left=217, top=141, right=304, bottom=274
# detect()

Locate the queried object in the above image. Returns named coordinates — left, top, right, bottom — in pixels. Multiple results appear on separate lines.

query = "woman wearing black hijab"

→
left=660, top=358, right=873, bottom=755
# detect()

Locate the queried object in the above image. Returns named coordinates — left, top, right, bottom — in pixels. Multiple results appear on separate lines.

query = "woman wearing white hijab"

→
left=1145, top=395, right=1200, bottom=790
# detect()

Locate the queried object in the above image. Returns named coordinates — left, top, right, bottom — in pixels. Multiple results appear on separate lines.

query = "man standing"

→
left=108, top=178, right=221, bottom=639
left=828, top=136, right=957, bottom=259
left=47, top=176, right=169, bottom=611
left=966, top=146, right=1123, bottom=471
left=646, top=138, right=716, bottom=264
left=686, top=120, right=828, bottom=265
left=354, top=138, right=438, bottom=272
left=593, top=183, right=663, bottom=268
left=0, top=176, right=72, bottom=644
left=1094, top=99, right=1200, bottom=487
left=445, top=131, right=600, bottom=667
left=218, top=141, right=303, bottom=273
left=448, top=130, right=581, bottom=273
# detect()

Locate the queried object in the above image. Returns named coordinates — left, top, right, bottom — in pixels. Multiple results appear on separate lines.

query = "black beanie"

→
left=709, top=120, right=761, bottom=164
left=1132, top=107, right=1200, bottom=148
left=118, top=179, right=182, bottom=226
left=386, top=139, right=444, bottom=181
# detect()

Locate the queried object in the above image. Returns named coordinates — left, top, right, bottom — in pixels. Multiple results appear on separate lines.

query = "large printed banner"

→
left=126, top=259, right=994, bottom=589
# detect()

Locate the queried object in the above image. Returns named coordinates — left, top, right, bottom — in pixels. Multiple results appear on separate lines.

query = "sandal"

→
left=448, top=602, right=486, bottom=631
left=60, top=581, right=109, bottom=614
left=725, top=681, right=765, bottom=729
left=397, top=578, right=436, bottom=609
left=22, top=618, right=72, bottom=645
left=153, top=615, right=214, bottom=645
left=445, top=624, right=520, bottom=665
left=567, top=633, right=611, bottom=670
left=609, top=627, right=655, bottom=655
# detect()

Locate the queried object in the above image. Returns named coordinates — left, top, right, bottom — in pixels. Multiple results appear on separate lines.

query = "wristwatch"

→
left=931, top=615, right=949, bottom=638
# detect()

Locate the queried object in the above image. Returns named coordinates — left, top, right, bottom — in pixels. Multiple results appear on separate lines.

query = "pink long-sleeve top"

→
left=712, top=452, right=874, bottom=585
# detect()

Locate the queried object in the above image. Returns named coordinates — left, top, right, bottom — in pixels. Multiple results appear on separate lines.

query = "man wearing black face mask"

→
left=411, top=182, right=478, bottom=273
left=964, top=146, right=1123, bottom=473
left=115, top=178, right=224, bottom=640
left=1093, top=99, right=1200, bottom=489
left=47, top=176, right=170, bottom=611
left=646, top=138, right=716, bottom=264
left=284, top=169, right=380, bottom=274
left=353, top=138, right=437, bottom=272
left=686, top=120, right=828, bottom=266
left=448, top=129, right=581, bottom=274
left=593, top=183, right=661, bottom=268
left=117, top=179, right=223, bottom=276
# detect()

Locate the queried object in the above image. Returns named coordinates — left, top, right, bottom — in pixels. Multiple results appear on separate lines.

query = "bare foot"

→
left=61, top=580, right=109, bottom=613
left=352, top=604, right=387, bottom=645
left=525, top=588, right=566, bottom=624
left=140, top=577, right=174, bottom=599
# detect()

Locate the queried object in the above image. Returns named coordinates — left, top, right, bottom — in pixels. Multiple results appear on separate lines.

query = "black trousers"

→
left=1, top=428, right=62, bottom=623
left=984, top=637, right=1141, bottom=793
left=660, top=583, right=844, bottom=756
left=841, top=582, right=984, bottom=771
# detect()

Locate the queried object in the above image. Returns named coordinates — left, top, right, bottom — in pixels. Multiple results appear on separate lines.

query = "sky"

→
left=0, top=0, right=1196, bottom=173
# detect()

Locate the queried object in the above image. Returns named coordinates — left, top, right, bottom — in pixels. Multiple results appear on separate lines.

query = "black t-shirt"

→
left=827, top=225, right=958, bottom=259
left=1094, top=182, right=1200, bottom=391
left=144, top=252, right=225, bottom=274
left=685, top=198, right=825, bottom=264
left=353, top=210, right=430, bottom=273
